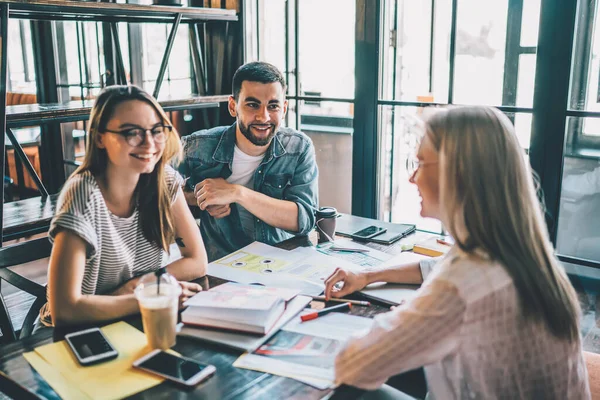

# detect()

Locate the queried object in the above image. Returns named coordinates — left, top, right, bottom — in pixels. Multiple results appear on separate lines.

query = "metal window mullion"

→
left=352, top=0, right=382, bottom=218
left=190, top=23, right=208, bottom=95
left=294, top=0, right=299, bottom=129
left=388, top=0, right=399, bottom=221
left=428, top=0, right=435, bottom=93
left=18, top=19, right=31, bottom=82
left=447, top=0, right=457, bottom=104
left=284, top=0, right=289, bottom=95
left=80, top=21, right=91, bottom=96
left=502, top=0, right=524, bottom=110
left=0, top=3, right=9, bottom=245
left=75, top=22, right=86, bottom=100
left=529, top=0, right=577, bottom=243
left=256, top=0, right=260, bottom=58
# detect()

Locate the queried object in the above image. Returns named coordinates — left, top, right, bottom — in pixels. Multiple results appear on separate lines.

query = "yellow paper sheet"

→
left=24, top=321, right=167, bottom=400
left=23, top=352, right=91, bottom=400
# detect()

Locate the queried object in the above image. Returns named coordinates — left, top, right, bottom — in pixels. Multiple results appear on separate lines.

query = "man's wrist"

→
left=234, top=184, right=247, bottom=205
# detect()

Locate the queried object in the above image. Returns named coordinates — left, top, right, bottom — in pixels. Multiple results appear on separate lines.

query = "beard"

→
left=238, top=120, right=277, bottom=146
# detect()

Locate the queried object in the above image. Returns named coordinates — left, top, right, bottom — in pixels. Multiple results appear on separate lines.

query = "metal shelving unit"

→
left=0, top=0, right=238, bottom=244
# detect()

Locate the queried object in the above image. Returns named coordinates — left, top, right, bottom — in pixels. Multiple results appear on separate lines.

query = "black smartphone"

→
left=134, top=350, right=216, bottom=387
left=65, top=327, right=118, bottom=366
left=351, top=225, right=387, bottom=240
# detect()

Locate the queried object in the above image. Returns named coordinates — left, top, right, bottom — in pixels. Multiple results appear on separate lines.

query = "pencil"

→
left=312, top=296, right=371, bottom=307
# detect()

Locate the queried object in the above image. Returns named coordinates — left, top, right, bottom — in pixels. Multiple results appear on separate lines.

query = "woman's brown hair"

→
left=76, top=85, right=181, bottom=252
left=425, top=106, right=581, bottom=341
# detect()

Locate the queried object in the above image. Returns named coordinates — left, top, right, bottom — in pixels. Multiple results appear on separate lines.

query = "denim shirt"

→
left=178, top=123, right=319, bottom=261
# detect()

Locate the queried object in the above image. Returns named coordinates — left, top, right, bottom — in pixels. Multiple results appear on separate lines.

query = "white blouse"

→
left=335, top=250, right=590, bottom=399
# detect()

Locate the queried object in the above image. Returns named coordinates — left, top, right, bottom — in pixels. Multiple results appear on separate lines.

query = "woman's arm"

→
left=324, top=257, right=442, bottom=300
left=48, top=229, right=140, bottom=326
left=335, top=279, right=466, bottom=389
left=164, top=186, right=208, bottom=281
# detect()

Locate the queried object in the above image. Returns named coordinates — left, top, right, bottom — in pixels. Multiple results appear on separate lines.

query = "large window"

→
left=250, top=0, right=355, bottom=214
left=379, top=0, right=538, bottom=234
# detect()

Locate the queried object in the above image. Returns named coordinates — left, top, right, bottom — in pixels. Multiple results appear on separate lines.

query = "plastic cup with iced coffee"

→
left=134, top=268, right=181, bottom=350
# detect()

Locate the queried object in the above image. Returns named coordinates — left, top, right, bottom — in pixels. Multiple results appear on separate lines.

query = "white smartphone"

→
left=133, top=350, right=216, bottom=387
left=65, top=327, right=119, bottom=366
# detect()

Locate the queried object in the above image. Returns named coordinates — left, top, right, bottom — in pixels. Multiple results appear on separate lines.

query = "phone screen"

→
left=138, top=351, right=207, bottom=382
left=353, top=225, right=385, bottom=237
left=67, top=330, right=114, bottom=359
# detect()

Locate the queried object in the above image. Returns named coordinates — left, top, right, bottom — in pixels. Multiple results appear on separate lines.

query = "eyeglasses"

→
left=103, top=125, right=172, bottom=147
left=406, top=155, right=439, bottom=176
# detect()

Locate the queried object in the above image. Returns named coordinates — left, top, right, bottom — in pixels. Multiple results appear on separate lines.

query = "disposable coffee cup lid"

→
left=135, top=270, right=180, bottom=300
left=316, top=206, right=337, bottom=218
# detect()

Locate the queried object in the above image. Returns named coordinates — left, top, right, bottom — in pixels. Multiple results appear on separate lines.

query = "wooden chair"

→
left=0, top=237, right=52, bottom=344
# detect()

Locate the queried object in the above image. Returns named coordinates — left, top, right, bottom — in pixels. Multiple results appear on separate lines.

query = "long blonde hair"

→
left=76, top=85, right=181, bottom=252
left=425, top=106, right=580, bottom=340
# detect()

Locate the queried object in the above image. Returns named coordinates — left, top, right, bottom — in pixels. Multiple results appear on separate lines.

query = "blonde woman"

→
left=325, top=107, right=590, bottom=399
left=43, top=85, right=207, bottom=326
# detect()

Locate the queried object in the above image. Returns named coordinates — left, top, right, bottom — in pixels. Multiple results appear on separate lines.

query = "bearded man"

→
left=179, top=61, right=319, bottom=261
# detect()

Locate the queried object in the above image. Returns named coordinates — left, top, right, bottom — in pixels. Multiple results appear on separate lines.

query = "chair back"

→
left=0, top=237, right=51, bottom=344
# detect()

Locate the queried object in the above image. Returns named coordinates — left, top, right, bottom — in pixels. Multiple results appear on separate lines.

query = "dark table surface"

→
left=0, top=233, right=428, bottom=400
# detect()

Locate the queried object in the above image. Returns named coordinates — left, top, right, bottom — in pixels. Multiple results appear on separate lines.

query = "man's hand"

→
left=194, top=178, right=240, bottom=210
left=206, top=204, right=231, bottom=219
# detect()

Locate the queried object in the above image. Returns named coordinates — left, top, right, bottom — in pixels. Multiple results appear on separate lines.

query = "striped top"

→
left=40, top=166, right=182, bottom=325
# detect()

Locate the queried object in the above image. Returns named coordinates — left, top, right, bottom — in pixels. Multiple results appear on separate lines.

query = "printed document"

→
left=208, top=242, right=361, bottom=296
left=234, top=311, right=374, bottom=389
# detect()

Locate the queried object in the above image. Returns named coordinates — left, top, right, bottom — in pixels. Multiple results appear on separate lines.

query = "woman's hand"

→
left=324, top=268, right=369, bottom=300
left=179, top=281, right=202, bottom=308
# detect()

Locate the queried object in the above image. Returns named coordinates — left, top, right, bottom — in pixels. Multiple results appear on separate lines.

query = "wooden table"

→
left=0, top=233, right=429, bottom=400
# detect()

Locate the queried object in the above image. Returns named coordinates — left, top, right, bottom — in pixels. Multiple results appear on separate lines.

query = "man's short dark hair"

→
left=232, top=61, right=287, bottom=100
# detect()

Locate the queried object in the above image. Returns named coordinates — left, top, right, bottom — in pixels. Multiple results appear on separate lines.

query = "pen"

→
left=436, top=238, right=453, bottom=246
left=311, top=296, right=371, bottom=306
left=329, top=246, right=370, bottom=253
left=301, top=302, right=352, bottom=322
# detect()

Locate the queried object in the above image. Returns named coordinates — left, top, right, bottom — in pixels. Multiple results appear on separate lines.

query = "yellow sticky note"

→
left=28, top=321, right=167, bottom=400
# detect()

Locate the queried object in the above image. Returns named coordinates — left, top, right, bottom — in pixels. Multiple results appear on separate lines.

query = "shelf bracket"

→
left=6, top=129, right=49, bottom=198
left=153, top=13, right=182, bottom=99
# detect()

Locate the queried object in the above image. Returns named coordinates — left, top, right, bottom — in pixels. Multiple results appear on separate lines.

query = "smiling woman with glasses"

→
left=41, top=85, right=208, bottom=328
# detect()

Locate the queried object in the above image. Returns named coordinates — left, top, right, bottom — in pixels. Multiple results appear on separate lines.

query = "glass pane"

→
left=298, top=0, right=355, bottom=98
left=557, top=117, right=600, bottom=263
left=516, top=54, right=536, bottom=108
left=300, top=101, right=353, bottom=214
left=570, top=0, right=600, bottom=111
left=520, top=0, right=541, bottom=47
left=59, top=22, right=105, bottom=100
left=453, top=0, right=508, bottom=105
left=257, top=0, right=288, bottom=89
left=142, top=24, right=191, bottom=98
left=380, top=0, right=438, bottom=102
left=380, top=105, right=532, bottom=233
left=379, top=104, right=443, bottom=233
left=381, top=0, right=449, bottom=103
left=380, top=0, right=537, bottom=108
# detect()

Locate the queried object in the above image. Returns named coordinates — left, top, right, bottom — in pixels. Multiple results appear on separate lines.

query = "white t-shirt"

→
left=227, top=145, right=265, bottom=237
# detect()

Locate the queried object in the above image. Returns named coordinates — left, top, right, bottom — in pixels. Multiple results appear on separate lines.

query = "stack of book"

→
left=181, top=283, right=301, bottom=335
